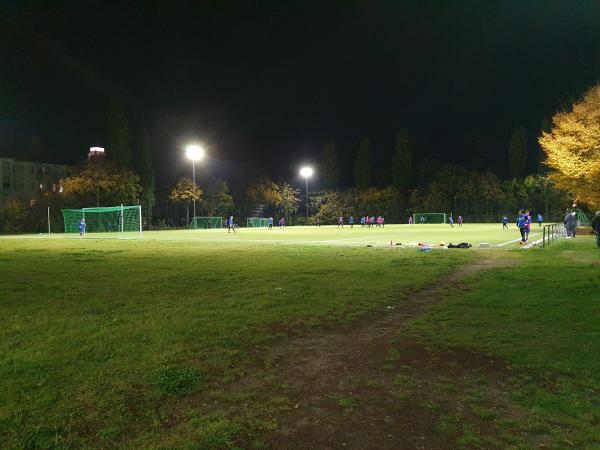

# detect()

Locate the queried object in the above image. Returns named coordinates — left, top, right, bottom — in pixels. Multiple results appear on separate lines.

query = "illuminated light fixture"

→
left=89, top=147, right=105, bottom=159
left=185, top=144, right=204, bottom=161
left=185, top=144, right=205, bottom=221
left=299, top=166, right=314, bottom=221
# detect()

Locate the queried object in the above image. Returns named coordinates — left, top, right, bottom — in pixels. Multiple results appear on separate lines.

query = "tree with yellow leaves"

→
left=539, top=83, right=600, bottom=208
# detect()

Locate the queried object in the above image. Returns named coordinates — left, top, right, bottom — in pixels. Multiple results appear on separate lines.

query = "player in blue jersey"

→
left=448, top=216, right=454, bottom=227
left=79, top=218, right=86, bottom=238
left=537, top=213, right=543, bottom=227
left=268, top=217, right=273, bottom=229
left=348, top=216, right=354, bottom=228
left=227, top=216, right=236, bottom=233
left=516, top=210, right=527, bottom=244
left=502, top=216, right=509, bottom=229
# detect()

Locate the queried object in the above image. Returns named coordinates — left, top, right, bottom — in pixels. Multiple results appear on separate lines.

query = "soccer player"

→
left=524, top=210, right=532, bottom=241
left=537, top=213, right=543, bottom=227
left=316, top=218, right=321, bottom=228
left=268, top=217, right=273, bottom=229
left=360, top=216, right=366, bottom=227
left=79, top=218, right=86, bottom=238
left=369, top=216, right=376, bottom=227
left=448, top=216, right=454, bottom=227
left=227, top=216, right=236, bottom=233
left=365, top=215, right=370, bottom=227
left=502, top=216, right=509, bottom=229
left=381, top=216, right=385, bottom=228
left=516, top=210, right=527, bottom=244
left=457, top=215, right=463, bottom=227
left=408, top=216, right=413, bottom=226
left=349, top=216, right=354, bottom=228
left=279, top=217, right=286, bottom=227
left=338, top=216, right=344, bottom=228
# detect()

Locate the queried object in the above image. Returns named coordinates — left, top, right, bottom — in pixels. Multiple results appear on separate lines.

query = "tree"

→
left=508, top=126, right=527, bottom=178
left=135, top=129, right=156, bottom=228
left=246, top=178, right=281, bottom=206
left=105, top=97, right=133, bottom=169
left=276, top=182, right=300, bottom=219
left=200, top=178, right=234, bottom=217
left=392, top=129, right=412, bottom=192
left=169, top=178, right=202, bottom=226
left=60, top=159, right=141, bottom=207
left=321, top=138, right=339, bottom=189
left=539, top=83, right=600, bottom=208
left=355, top=137, right=372, bottom=190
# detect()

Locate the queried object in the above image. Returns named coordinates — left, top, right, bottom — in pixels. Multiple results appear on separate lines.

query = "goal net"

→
left=247, top=217, right=269, bottom=227
left=566, top=208, right=591, bottom=227
left=413, top=212, right=447, bottom=224
left=190, top=216, right=223, bottom=229
left=61, top=205, right=143, bottom=238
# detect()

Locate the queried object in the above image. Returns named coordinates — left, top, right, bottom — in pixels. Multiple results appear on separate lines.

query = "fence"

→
left=542, top=223, right=565, bottom=249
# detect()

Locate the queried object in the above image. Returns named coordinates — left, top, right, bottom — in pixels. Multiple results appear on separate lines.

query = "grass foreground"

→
left=0, top=230, right=598, bottom=448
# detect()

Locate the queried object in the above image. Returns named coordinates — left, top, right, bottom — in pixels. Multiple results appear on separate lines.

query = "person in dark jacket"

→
left=564, top=211, right=577, bottom=238
left=591, top=211, right=600, bottom=248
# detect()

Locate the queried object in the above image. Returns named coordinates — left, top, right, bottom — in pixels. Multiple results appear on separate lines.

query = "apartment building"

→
left=0, top=157, right=74, bottom=201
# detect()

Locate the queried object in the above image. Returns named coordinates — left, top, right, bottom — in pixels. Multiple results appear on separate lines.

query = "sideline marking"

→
left=497, top=232, right=540, bottom=247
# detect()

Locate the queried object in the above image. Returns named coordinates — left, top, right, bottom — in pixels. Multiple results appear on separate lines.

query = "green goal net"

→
left=566, top=208, right=591, bottom=227
left=61, top=205, right=142, bottom=238
left=247, top=217, right=269, bottom=227
left=190, top=216, right=223, bottom=229
left=413, top=212, right=447, bottom=224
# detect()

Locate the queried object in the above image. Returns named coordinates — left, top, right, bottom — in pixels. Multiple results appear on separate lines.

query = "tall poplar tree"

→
left=508, top=126, right=527, bottom=178
left=135, top=129, right=156, bottom=227
left=355, top=137, right=372, bottom=190
left=321, top=138, right=339, bottom=189
left=104, top=97, right=133, bottom=169
left=392, top=129, right=412, bottom=192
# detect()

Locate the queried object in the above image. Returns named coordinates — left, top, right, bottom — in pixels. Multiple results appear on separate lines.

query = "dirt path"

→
left=250, top=254, right=521, bottom=449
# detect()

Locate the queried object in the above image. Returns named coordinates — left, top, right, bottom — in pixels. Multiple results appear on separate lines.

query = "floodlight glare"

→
left=185, top=144, right=204, bottom=161
left=300, top=166, right=313, bottom=178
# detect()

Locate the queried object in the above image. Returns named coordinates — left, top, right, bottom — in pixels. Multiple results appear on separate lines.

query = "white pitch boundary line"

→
left=497, top=232, right=540, bottom=247
left=522, top=237, right=544, bottom=249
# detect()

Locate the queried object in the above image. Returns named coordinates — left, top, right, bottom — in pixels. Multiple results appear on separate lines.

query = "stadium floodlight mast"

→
left=299, top=166, right=314, bottom=221
left=185, top=144, right=205, bottom=221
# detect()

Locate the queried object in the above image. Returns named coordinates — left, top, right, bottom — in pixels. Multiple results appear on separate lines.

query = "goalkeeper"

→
left=79, top=218, right=86, bottom=238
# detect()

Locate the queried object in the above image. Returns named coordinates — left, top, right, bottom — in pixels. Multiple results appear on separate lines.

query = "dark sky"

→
left=1, top=1, right=600, bottom=188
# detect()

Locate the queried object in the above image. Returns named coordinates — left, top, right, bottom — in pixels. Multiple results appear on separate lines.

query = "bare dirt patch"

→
left=244, top=254, right=528, bottom=449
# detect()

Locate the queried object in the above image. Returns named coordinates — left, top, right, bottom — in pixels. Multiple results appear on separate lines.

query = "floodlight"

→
left=185, top=144, right=204, bottom=161
left=300, top=166, right=313, bottom=178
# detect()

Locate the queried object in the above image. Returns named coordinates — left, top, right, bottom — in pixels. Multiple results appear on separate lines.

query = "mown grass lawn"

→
left=0, top=238, right=472, bottom=449
left=410, top=237, right=600, bottom=447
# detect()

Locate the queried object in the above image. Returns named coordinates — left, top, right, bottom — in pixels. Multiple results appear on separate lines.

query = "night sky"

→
left=1, top=1, right=600, bottom=188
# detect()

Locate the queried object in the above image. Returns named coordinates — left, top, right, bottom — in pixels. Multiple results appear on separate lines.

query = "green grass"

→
left=0, top=234, right=472, bottom=448
left=1, top=228, right=598, bottom=448
left=13, top=222, right=539, bottom=247
left=410, top=237, right=600, bottom=447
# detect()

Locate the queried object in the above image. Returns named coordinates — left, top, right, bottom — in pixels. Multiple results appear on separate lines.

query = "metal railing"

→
left=542, top=223, right=565, bottom=249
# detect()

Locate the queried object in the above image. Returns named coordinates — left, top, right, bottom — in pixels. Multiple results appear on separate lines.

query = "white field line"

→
left=522, top=237, right=544, bottom=249
left=497, top=232, right=540, bottom=247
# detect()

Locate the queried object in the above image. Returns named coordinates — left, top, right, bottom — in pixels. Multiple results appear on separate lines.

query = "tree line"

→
left=2, top=80, right=599, bottom=232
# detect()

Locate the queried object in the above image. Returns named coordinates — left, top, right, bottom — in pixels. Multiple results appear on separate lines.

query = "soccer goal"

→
left=61, top=205, right=143, bottom=238
left=190, top=216, right=223, bottom=229
left=566, top=208, right=591, bottom=227
left=413, top=212, right=447, bottom=224
left=247, top=217, right=269, bottom=227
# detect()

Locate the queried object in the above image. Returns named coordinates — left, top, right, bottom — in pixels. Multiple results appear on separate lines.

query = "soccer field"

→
left=1, top=231, right=597, bottom=448
left=6, top=223, right=544, bottom=248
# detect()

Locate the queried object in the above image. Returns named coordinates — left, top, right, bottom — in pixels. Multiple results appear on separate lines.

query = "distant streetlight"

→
left=299, top=166, right=314, bottom=221
left=185, top=144, right=205, bottom=220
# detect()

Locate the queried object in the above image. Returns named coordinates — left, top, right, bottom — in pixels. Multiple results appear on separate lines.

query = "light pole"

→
left=185, top=144, right=204, bottom=221
left=299, top=166, right=313, bottom=221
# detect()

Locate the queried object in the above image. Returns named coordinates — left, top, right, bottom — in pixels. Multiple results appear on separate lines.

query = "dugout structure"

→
left=61, top=205, right=142, bottom=238
left=190, top=216, right=223, bottom=229
left=413, top=212, right=447, bottom=224
left=247, top=217, right=269, bottom=227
